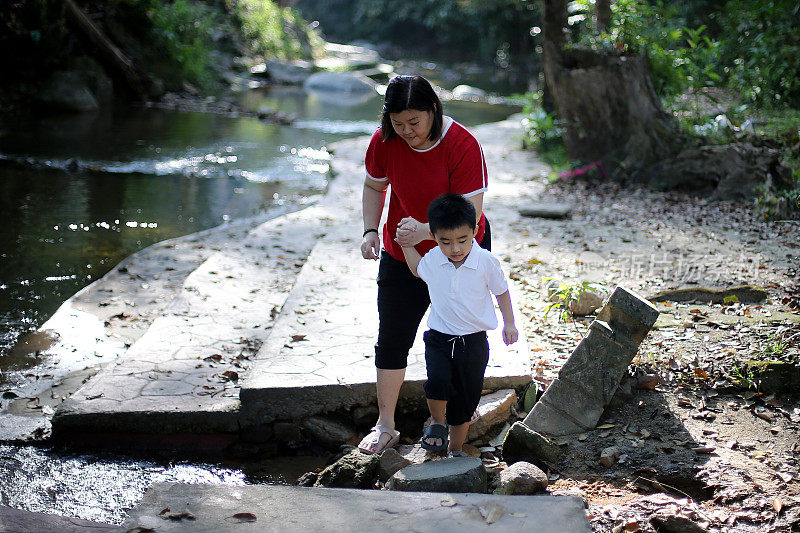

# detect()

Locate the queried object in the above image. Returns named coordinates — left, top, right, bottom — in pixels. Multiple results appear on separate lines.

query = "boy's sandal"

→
left=358, top=425, right=400, bottom=455
left=420, top=423, right=449, bottom=451
left=447, top=450, right=469, bottom=458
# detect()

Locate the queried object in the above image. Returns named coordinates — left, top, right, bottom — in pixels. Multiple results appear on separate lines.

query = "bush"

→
left=226, top=0, right=322, bottom=61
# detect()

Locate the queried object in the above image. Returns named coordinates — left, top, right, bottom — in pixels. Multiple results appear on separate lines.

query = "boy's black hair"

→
left=427, top=193, right=476, bottom=235
left=380, top=75, right=443, bottom=142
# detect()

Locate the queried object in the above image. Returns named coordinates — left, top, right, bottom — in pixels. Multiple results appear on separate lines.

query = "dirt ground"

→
left=489, top=171, right=800, bottom=532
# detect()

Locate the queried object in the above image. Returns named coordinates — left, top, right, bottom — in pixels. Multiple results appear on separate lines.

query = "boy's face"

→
left=432, top=224, right=478, bottom=266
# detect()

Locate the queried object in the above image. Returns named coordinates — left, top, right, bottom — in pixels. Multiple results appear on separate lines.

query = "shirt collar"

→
left=436, top=240, right=480, bottom=270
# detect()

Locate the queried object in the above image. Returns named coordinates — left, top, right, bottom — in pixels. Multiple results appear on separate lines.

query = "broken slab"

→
left=121, top=482, right=591, bottom=532
left=467, top=389, right=517, bottom=441
left=523, top=287, right=659, bottom=436
left=387, top=457, right=487, bottom=493
left=518, top=202, right=573, bottom=219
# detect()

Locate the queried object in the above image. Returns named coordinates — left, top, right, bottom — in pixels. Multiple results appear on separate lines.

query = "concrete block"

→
left=467, top=389, right=517, bottom=441
left=596, top=286, right=659, bottom=345
left=121, top=482, right=592, bottom=532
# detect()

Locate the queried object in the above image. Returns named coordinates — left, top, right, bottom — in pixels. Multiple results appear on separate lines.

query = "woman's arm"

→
left=396, top=192, right=484, bottom=247
left=362, top=178, right=388, bottom=260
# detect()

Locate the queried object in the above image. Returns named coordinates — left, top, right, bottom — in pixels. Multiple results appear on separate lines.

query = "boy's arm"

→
left=400, top=245, right=423, bottom=278
left=495, top=290, right=519, bottom=345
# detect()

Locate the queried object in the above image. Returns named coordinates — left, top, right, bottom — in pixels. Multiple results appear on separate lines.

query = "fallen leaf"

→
left=692, top=446, right=716, bottom=454
left=230, top=512, right=257, bottom=523
left=694, top=368, right=709, bottom=379
left=773, top=497, right=783, bottom=515
left=480, top=505, right=505, bottom=524
left=291, top=334, right=306, bottom=342
left=440, top=495, right=457, bottom=507
left=597, top=423, right=616, bottom=429
left=510, top=512, right=527, bottom=518
left=221, top=371, right=239, bottom=382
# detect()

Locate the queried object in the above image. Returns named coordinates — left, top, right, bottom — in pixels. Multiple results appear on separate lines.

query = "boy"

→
left=398, top=192, right=518, bottom=457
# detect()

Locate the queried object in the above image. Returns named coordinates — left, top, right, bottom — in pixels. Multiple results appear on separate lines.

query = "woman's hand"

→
left=396, top=217, right=430, bottom=247
left=361, top=231, right=381, bottom=260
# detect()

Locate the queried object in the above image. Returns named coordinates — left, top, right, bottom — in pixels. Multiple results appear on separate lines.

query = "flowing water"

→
left=0, top=69, right=522, bottom=523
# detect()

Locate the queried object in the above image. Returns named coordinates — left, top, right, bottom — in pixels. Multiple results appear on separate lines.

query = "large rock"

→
left=38, top=70, right=99, bottom=112
left=524, top=287, right=659, bottom=437
left=646, top=142, right=793, bottom=201
left=314, top=450, right=380, bottom=489
left=302, top=416, right=357, bottom=448
left=501, top=422, right=562, bottom=465
left=303, top=71, right=377, bottom=93
left=254, top=59, right=314, bottom=85
left=494, top=461, right=548, bottom=495
left=69, top=56, right=114, bottom=104
left=387, top=457, right=487, bottom=493
left=568, top=290, right=604, bottom=317
left=467, top=389, right=516, bottom=441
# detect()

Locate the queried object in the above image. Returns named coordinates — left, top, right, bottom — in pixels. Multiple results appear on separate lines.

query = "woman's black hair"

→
left=380, top=75, right=443, bottom=143
left=428, top=193, right=477, bottom=235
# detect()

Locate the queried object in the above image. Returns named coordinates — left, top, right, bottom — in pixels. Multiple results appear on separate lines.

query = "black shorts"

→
left=373, top=219, right=491, bottom=370
left=423, top=329, right=489, bottom=426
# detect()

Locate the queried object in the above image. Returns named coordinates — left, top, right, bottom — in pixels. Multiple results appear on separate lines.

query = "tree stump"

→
left=542, top=42, right=683, bottom=176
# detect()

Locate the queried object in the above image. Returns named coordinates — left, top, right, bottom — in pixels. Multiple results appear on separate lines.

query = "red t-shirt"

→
left=364, top=117, right=487, bottom=261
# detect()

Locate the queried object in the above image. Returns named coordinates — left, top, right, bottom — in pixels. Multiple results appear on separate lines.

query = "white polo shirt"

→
left=417, top=241, right=509, bottom=336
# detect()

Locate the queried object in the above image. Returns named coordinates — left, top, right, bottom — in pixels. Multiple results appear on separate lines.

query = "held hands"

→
left=361, top=231, right=380, bottom=260
left=502, top=322, right=519, bottom=346
left=395, top=217, right=429, bottom=247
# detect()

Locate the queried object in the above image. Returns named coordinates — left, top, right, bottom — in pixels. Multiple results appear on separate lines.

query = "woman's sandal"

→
left=420, top=423, right=449, bottom=451
left=358, top=425, right=400, bottom=455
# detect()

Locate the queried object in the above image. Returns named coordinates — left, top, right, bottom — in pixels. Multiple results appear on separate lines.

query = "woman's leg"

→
left=360, top=252, right=429, bottom=451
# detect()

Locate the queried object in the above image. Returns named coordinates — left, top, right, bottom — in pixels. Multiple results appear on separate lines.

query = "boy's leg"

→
left=445, top=332, right=490, bottom=451
left=422, top=330, right=454, bottom=449
left=448, top=422, right=470, bottom=452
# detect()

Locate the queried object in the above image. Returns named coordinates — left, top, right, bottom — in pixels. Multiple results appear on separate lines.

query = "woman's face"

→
left=389, top=109, right=435, bottom=150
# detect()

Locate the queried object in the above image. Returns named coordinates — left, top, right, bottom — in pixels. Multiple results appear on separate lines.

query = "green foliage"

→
left=147, top=0, right=221, bottom=89
left=542, top=279, right=604, bottom=322
left=294, top=0, right=540, bottom=64
left=227, top=0, right=322, bottom=61
left=515, top=90, right=570, bottom=171
left=718, top=0, right=800, bottom=108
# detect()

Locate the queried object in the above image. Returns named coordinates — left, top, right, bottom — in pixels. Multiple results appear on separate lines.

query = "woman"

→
left=358, top=75, right=491, bottom=454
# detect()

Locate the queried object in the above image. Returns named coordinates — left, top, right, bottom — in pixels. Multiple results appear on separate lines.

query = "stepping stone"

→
left=467, top=389, right=517, bottom=441
left=121, top=482, right=591, bottom=532
left=522, top=287, right=659, bottom=436
left=387, top=457, right=487, bottom=493
left=518, top=202, right=573, bottom=219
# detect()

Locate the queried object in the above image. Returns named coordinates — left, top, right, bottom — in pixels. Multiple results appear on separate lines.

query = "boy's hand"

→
left=396, top=217, right=428, bottom=247
left=502, top=323, right=518, bottom=345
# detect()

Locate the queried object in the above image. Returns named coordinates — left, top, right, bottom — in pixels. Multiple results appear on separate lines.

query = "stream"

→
left=0, top=67, right=522, bottom=524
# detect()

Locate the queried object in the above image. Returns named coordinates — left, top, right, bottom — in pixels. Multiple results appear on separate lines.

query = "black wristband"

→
left=363, top=228, right=379, bottom=237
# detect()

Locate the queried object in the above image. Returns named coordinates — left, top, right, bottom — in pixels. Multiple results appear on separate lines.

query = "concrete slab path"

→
left=122, top=482, right=590, bottom=532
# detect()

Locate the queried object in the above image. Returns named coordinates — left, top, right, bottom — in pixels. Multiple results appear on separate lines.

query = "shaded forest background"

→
left=0, top=0, right=798, bottom=214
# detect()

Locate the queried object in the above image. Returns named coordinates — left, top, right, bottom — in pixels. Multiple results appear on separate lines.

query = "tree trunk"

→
left=596, top=0, right=612, bottom=33
left=64, top=0, right=147, bottom=101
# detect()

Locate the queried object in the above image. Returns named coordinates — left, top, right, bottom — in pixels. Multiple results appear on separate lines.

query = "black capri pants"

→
left=423, top=329, right=490, bottom=426
left=374, top=219, right=491, bottom=370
